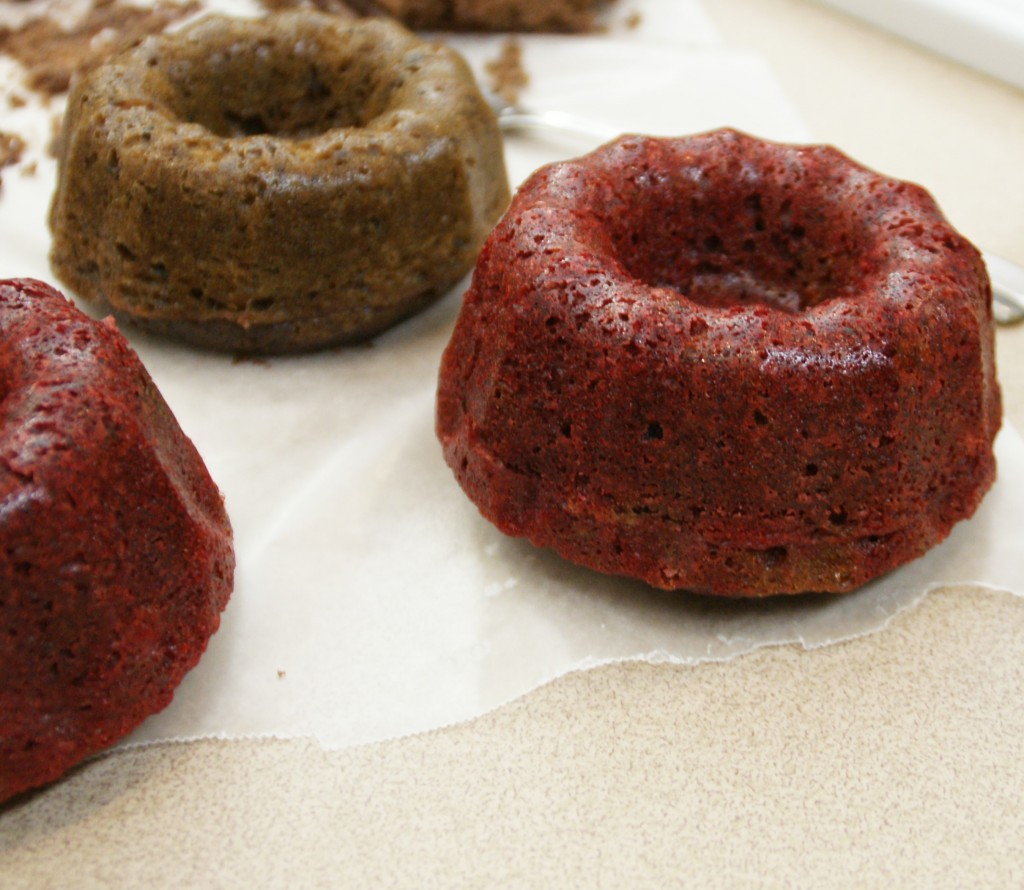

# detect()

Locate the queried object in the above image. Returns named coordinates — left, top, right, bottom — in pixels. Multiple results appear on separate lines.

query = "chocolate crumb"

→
left=0, top=0, right=201, bottom=96
left=0, top=132, right=25, bottom=167
left=0, top=131, right=26, bottom=189
left=485, top=37, right=529, bottom=106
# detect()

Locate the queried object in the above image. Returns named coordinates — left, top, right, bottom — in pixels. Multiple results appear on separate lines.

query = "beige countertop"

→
left=3, top=0, right=1023, bottom=886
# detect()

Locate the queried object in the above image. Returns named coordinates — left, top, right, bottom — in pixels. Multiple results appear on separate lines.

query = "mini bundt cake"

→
left=437, top=130, right=1002, bottom=597
left=338, top=0, right=613, bottom=31
left=48, top=11, right=511, bottom=354
left=0, top=279, right=234, bottom=802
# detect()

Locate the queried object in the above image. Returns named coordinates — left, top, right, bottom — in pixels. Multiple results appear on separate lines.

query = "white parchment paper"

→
left=0, top=2, right=1020, bottom=751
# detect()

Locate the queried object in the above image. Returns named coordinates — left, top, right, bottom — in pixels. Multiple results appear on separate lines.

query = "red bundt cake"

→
left=436, top=129, right=1001, bottom=597
left=0, top=279, right=234, bottom=802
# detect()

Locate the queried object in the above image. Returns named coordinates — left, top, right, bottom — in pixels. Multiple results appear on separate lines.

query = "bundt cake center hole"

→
left=608, top=187, right=867, bottom=313
left=167, top=52, right=388, bottom=139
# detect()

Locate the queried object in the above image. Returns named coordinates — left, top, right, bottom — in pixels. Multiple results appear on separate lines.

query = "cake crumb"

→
left=0, top=131, right=25, bottom=168
left=0, top=131, right=26, bottom=190
left=485, top=37, right=529, bottom=106
left=0, top=0, right=200, bottom=96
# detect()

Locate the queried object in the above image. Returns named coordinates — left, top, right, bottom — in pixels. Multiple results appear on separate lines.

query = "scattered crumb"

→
left=0, top=131, right=25, bottom=168
left=485, top=37, right=529, bottom=106
left=20, top=160, right=37, bottom=177
left=624, top=9, right=642, bottom=29
left=7, top=92, right=27, bottom=109
left=0, top=0, right=200, bottom=96
left=0, top=130, right=26, bottom=189
left=277, top=670, right=287, bottom=679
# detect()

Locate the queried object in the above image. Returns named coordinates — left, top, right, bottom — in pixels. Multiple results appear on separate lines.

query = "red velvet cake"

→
left=0, top=279, right=234, bottom=802
left=436, top=129, right=1001, bottom=597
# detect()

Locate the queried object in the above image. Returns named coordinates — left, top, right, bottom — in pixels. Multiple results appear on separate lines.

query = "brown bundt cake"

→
left=0, top=279, right=234, bottom=802
left=337, top=0, right=612, bottom=31
left=48, top=11, right=510, bottom=354
left=437, top=129, right=1002, bottom=597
